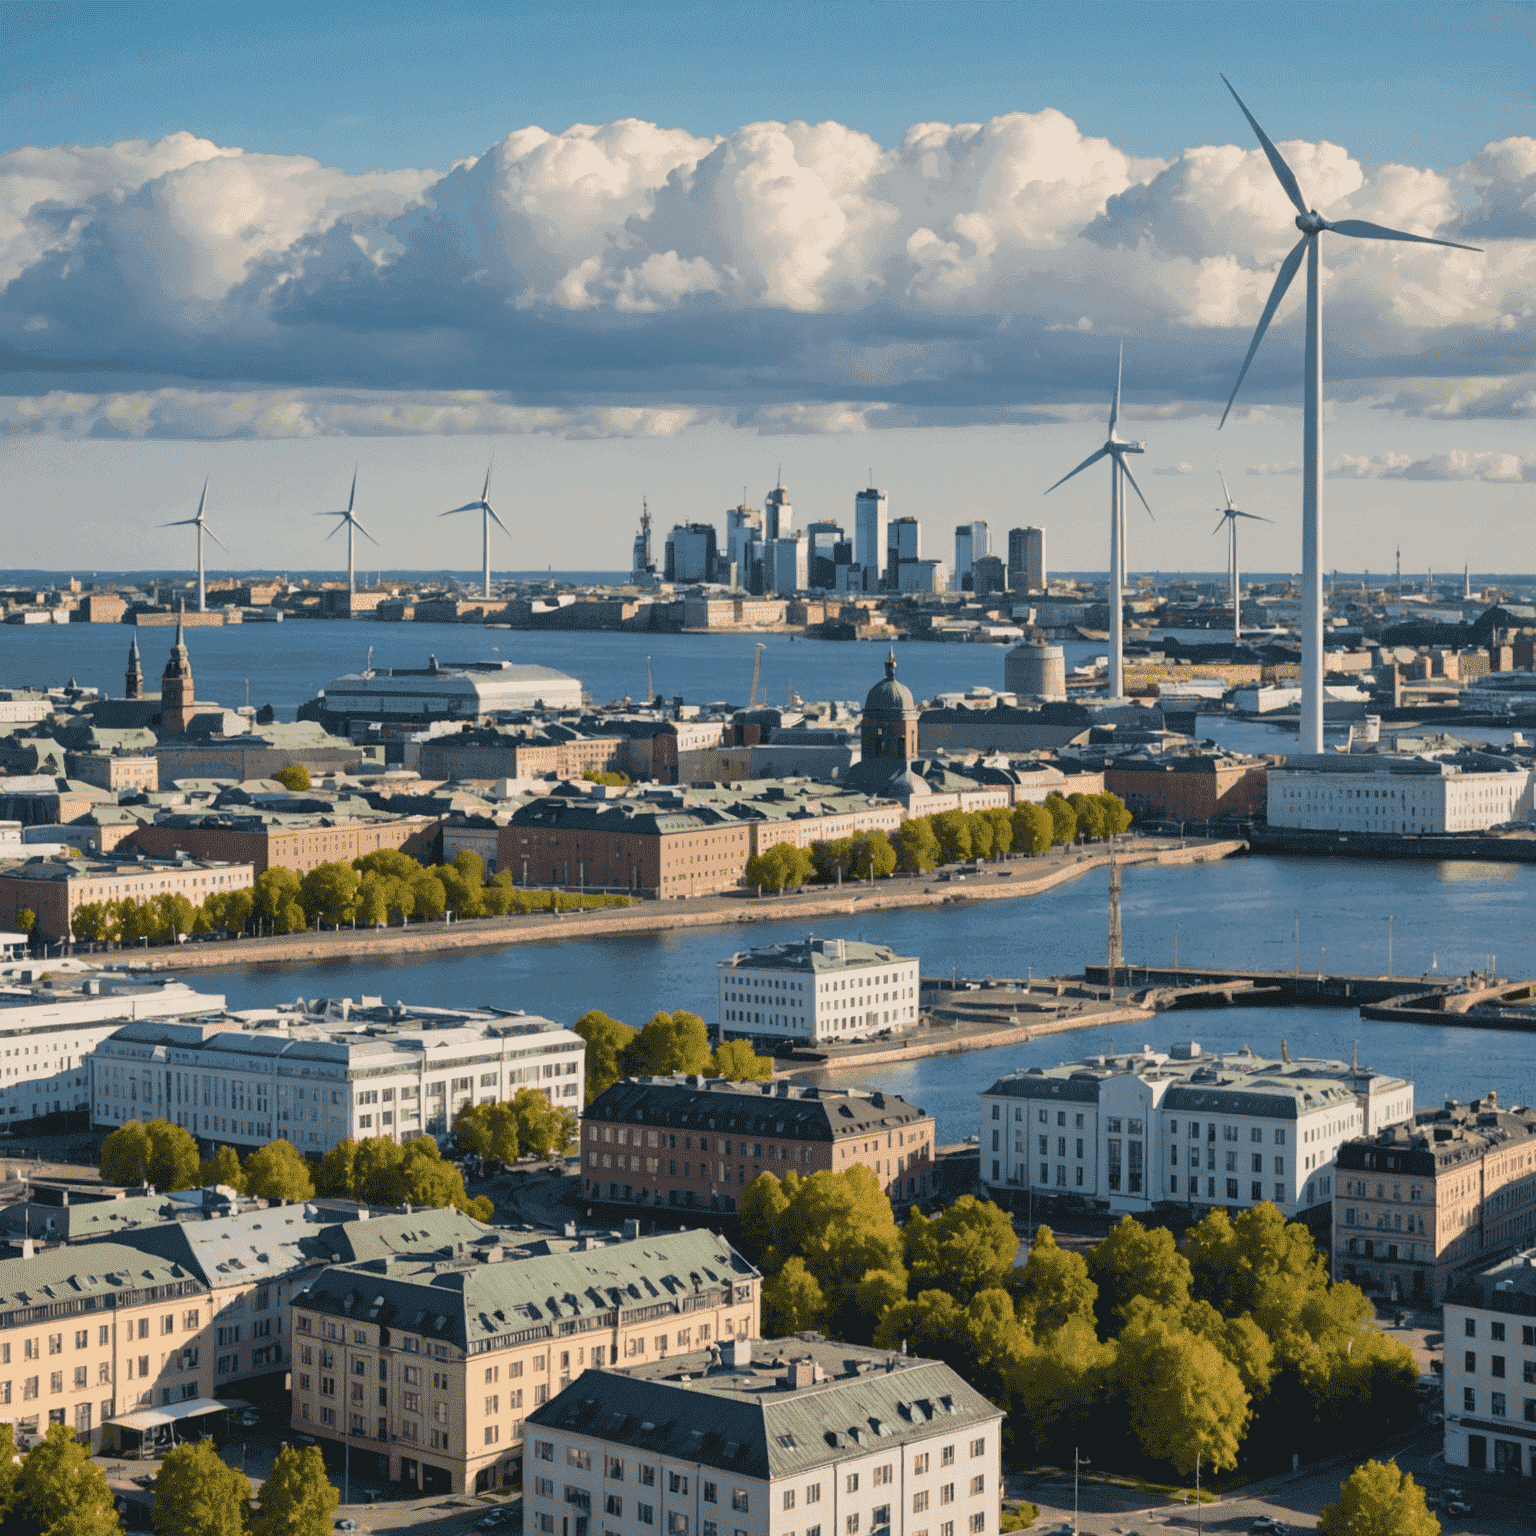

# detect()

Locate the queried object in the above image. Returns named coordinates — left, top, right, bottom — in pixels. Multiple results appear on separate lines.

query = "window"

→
left=534, top=1442, right=554, bottom=1462
left=485, top=1427, right=499, bottom=1445
left=873, top=1508, right=889, bottom=1531
left=668, top=1517, right=688, bottom=1535
left=568, top=1448, right=592, bottom=1470
left=970, top=1438, right=986, bottom=1458
left=784, top=1493, right=796, bottom=1511
left=940, top=1486, right=954, bottom=1506
left=804, top=1485, right=818, bottom=1505
left=969, top=1519, right=985, bottom=1534
left=874, top=1465, right=892, bottom=1487
left=845, top=1475, right=858, bottom=1494
left=638, top=1507, right=654, bottom=1527
left=846, top=1518, right=859, bottom=1536
left=1491, top=1322, right=1506, bottom=1342
left=1493, top=1356, right=1506, bottom=1379
left=1466, top=1351, right=1476, bottom=1373
left=732, top=1491, right=749, bottom=1513
left=75, top=1331, right=88, bottom=1350
left=913, top=1494, right=929, bottom=1514
left=670, top=1475, right=689, bottom=1496
left=941, top=1446, right=954, bottom=1467
left=703, top=1483, right=716, bottom=1504
left=1464, top=1387, right=1476, bottom=1412
left=606, top=1456, right=625, bottom=1480
left=606, top=1497, right=623, bottom=1518
left=913, top=1454, right=929, bottom=1476
left=1491, top=1391, right=1507, bottom=1418
left=640, top=1466, right=656, bottom=1488
left=970, top=1478, right=984, bottom=1496
left=1466, top=1318, right=1477, bottom=1338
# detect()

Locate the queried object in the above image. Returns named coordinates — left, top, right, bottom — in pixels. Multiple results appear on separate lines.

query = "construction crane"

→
left=748, top=642, right=765, bottom=709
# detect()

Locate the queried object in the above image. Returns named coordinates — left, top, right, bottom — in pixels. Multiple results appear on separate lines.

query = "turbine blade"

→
left=160, top=518, right=199, bottom=528
left=323, top=521, right=345, bottom=542
left=1109, top=339, right=1123, bottom=435
left=441, top=503, right=481, bottom=516
left=203, top=525, right=230, bottom=553
left=197, top=478, right=208, bottom=519
left=1213, top=514, right=1230, bottom=536
left=1218, top=463, right=1234, bottom=510
left=1221, top=74, right=1308, bottom=217
left=315, top=510, right=346, bottom=518
left=1232, top=510, right=1273, bottom=522
left=1326, top=218, right=1481, bottom=253
left=1220, top=236, right=1307, bottom=429
left=482, top=461, right=493, bottom=501
left=1044, top=447, right=1109, bottom=495
left=354, top=521, right=381, bottom=547
left=484, top=502, right=511, bottom=536
left=1119, top=457, right=1154, bottom=519
left=348, top=466, right=358, bottom=513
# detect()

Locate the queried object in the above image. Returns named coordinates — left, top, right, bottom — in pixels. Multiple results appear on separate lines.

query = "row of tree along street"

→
left=574, top=1007, right=773, bottom=1100
left=744, top=792, right=1132, bottom=892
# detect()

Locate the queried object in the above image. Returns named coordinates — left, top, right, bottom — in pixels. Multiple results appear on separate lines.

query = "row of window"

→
left=1460, top=1386, right=1536, bottom=1421
left=1458, top=1352, right=1536, bottom=1381
left=1464, top=1319, right=1536, bottom=1343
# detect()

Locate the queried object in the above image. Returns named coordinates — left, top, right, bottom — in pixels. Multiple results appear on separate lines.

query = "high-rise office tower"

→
left=954, top=520, right=989, bottom=590
left=855, top=487, right=888, bottom=590
left=768, top=534, right=808, bottom=594
left=726, top=503, right=761, bottom=590
left=663, top=523, right=717, bottom=584
left=886, top=516, right=921, bottom=589
left=765, top=481, right=793, bottom=543
left=1007, top=526, right=1046, bottom=592
left=806, top=521, right=844, bottom=590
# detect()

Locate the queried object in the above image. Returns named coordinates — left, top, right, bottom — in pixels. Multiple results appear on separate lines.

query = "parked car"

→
left=1249, top=1520, right=1288, bottom=1534
left=237, top=1410, right=260, bottom=1428
left=335, top=1521, right=358, bottom=1532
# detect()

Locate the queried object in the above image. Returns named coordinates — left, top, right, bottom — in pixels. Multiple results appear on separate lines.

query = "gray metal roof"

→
left=0, top=1240, right=202, bottom=1316
left=585, top=1079, right=930, bottom=1141
left=527, top=1337, right=999, bottom=1481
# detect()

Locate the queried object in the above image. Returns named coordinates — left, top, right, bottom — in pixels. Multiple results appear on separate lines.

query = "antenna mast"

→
left=1106, top=849, right=1123, bottom=996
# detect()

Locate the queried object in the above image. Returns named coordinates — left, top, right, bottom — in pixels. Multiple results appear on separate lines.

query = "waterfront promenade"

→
left=150, top=834, right=1246, bottom=974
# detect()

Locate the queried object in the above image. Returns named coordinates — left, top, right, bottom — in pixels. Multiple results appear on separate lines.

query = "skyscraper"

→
left=954, top=521, right=989, bottom=590
left=855, top=487, right=888, bottom=590
left=886, top=516, right=921, bottom=589
left=806, top=521, right=844, bottom=590
left=726, top=503, right=761, bottom=590
left=1008, top=526, right=1046, bottom=592
left=765, top=480, right=793, bottom=543
left=768, top=534, right=808, bottom=594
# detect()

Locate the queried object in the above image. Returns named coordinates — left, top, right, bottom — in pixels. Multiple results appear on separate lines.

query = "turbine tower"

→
left=317, top=465, right=378, bottom=596
left=1045, top=343, right=1153, bottom=698
left=442, top=462, right=510, bottom=600
left=1218, top=75, right=1478, bottom=753
left=1213, top=461, right=1271, bottom=646
left=159, top=478, right=226, bottom=613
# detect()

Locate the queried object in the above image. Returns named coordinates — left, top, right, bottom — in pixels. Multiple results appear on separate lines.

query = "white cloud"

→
left=1153, top=461, right=1196, bottom=475
left=1330, top=449, right=1536, bottom=482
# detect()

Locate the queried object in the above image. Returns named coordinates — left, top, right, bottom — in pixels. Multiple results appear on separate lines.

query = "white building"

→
left=1442, top=1247, right=1536, bottom=1478
left=855, top=488, right=888, bottom=588
left=90, top=1002, right=585, bottom=1151
left=524, top=1337, right=1001, bottom=1536
left=953, top=523, right=988, bottom=588
left=719, top=938, right=919, bottom=1044
left=980, top=1043, right=1414, bottom=1217
left=0, top=970, right=225, bottom=1127
left=315, top=660, right=583, bottom=723
left=768, top=536, right=808, bottom=595
left=1266, top=753, right=1533, bottom=834
left=765, top=484, right=793, bottom=543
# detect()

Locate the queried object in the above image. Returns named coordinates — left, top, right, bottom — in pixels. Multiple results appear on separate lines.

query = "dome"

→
left=864, top=650, right=916, bottom=720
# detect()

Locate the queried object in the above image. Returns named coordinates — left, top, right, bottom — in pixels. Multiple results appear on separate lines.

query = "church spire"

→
left=125, top=635, right=142, bottom=700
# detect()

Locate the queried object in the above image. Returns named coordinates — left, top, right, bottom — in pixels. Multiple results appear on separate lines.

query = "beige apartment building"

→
left=1335, top=1092, right=1536, bottom=1303
left=289, top=1227, right=761, bottom=1495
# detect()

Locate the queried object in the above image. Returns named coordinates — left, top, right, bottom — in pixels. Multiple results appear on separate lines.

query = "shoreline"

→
left=144, top=838, right=1247, bottom=977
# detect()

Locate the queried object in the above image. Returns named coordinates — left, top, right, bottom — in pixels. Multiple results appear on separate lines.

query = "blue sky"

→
left=2, top=0, right=1534, bottom=574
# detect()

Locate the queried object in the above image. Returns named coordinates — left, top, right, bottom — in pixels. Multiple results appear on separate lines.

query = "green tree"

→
left=895, top=817, right=941, bottom=873
left=932, top=810, right=973, bottom=864
left=101, top=1121, right=152, bottom=1184
left=573, top=1009, right=637, bottom=1100
left=711, top=1038, right=773, bottom=1082
left=199, top=1144, right=245, bottom=1192
left=983, top=807, right=1014, bottom=860
left=151, top=1439, right=252, bottom=1536
left=14, top=1420, right=122, bottom=1536
left=511, top=1088, right=576, bottom=1158
left=154, top=890, right=197, bottom=941
left=352, top=848, right=422, bottom=880
left=244, top=1139, right=315, bottom=1201
left=622, top=1010, right=712, bottom=1077
left=810, top=837, right=857, bottom=884
left=849, top=829, right=898, bottom=881
left=1098, top=792, right=1133, bottom=836
left=738, top=1170, right=793, bottom=1264
left=249, top=1444, right=339, bottom=1536
left=253, top=867, right=302, bottom=931
left=763, top=1256, right=829, bottom=1335
left=1044, top=793, right=1077, bottom=845
left=1317, top=1460, right=1439, bottom=1536
left=745, top=841, right=815, bottom=893
left=273, top=763, right=312, bottom=792
left=904, top=1197, right=1019, bottom=1303
left=409, top=867, right=448, bottom=921
left=15, top=908, right=37, bottom=936
left=354, top=873, right=392, bottom=928
left=1068, top=792, right=1108, bottom=841
left=100, top=1118, right=198, bottom=1191
left=436, top=858, right=486, bottom=919
left=1185, top=1203, right=1330, bottom=1330
left=1011, top=803, right=1053, bottom=856
left=313, top=1138, right=358, bottom=1198
left=1087, top=1217, right=1192, bottom=1334
left=298, top=862, right=359, bottom=927
left=1009, top=1225, right=1097, bottom=1338
left=969, top=811, right=995, bottom=861
left=582, top=770, right=629, bottom=786
left=0, top=1422, right=20, bottom=1523
left=454, top=1102, right=497, bottom=1160
left=70, top=902, right=119, bottom=945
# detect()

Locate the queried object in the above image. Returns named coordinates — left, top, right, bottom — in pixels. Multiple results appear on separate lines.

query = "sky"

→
left=2, top=0, right=1535, bottom=575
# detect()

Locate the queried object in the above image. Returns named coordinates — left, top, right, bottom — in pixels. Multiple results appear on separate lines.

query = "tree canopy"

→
left=100, top=1118, right=199, bottom=1191
left=745, top=841, right=816, bottom=893
left=250, top=1445, right=339, bottom=1536
left=151, top=1440, right=252, bottom=1536
left=711, top=1038, right=773, bottom=1082
left=622, top=1010, right=711, bottom=1077
left=1317, top=1460, right=1440, bottom=1536
left=272, top=763, right=311, bottom=792
left=243, top=1139, right=315, bottom=1201
left=13, top=1421, right=122, bottom=1536
left=573, top=1009, right=637, bottom=1101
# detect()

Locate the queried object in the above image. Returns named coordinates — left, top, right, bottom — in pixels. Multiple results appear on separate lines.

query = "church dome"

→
left=864, top=650, right=916, bottom=720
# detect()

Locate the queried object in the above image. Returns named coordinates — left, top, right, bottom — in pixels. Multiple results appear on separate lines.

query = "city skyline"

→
left=2, top=1, right=1533, bottom=571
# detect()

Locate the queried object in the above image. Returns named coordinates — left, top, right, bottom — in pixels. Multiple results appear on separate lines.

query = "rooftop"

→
left=1445, top=1248, right=1536, bottom=1316
left=584, top=1077, right=930, bottom=1139
left=721, top=938, right=912, bottom=974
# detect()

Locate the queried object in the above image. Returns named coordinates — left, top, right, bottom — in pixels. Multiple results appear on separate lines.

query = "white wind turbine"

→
left=1213, top=460, right=1271, bottom=646
left=1218, top=75, right=1479, bottom=754
left=317, top=465, right=378, bottom=595
left=159, top=478, right=226, bottom=613
left=442, top=462, right=510, bottom=600
left=1045, top=343, right=1153, bottom=699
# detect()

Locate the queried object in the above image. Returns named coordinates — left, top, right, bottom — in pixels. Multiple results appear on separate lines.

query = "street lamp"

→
left=1073, top=1448, right=1089, bottom=1535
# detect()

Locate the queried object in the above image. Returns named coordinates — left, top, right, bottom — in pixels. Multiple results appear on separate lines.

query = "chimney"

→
left=21, top=1238, right=34, bottom=1259
left=727, top=1337, right=751, bottom=1369
left=564, top=1221, right=577, bottom=1238
left=622, top=1219, right=641, bottom=1241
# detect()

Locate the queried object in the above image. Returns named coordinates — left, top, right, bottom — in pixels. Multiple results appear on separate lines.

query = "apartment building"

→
left=525, top=1337, right=1001, bottom=1536
left=1335, top=1093, right=1536, bottom=1304
left=1442, top=1247, right=1536, bottom=1477
left=0, top=973, right=224, bottom=1129
left=981, top=1043, right=1414, bottom=1219
left=717, top=938, right=920, bottom=1044
left=90, top=1003, right=585, bottom=1153
left=581, top=1078, right=935, bottom=1214
left=130, top=807, right=441, bottom=876
left=288, top=1226, right=761, bottom=1495
left=419, top=731, right=627, bottom=784
left=0, top=855, right=254, bottom=946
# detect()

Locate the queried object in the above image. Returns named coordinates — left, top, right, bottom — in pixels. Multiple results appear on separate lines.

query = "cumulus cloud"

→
left=1330, top=449, right=1536, bottom=482
left=1, top=115, right=1533, bottom=436
left=1153, top=461, right=1196, bottom=475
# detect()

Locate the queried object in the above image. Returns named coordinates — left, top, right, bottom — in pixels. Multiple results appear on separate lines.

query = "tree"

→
left=436, top=858, right=486, bottom=920
left=582, top=770, right=629, bottom=786
left=895, top=817, right=941, bottom=873
left=70, top=902, right=119, bottom=946
left=154, top=891, right=197, bottom=941
left=738, top=1170, right=793, bottom=1264
left=100, top=1119, right=198, bottom=1191
left=969, top=812, right=995, bottom=861
left=1068, top=792, right=1108, bottom=841
left=352, top=848, right=422, bottom=880
left=1011, top=803, right=1053, bottom=856
left=199, top=1145, right=245, bottom=1193
left=273, top=763, right=311, bottom=792
left=244, top=1139, right=315, bottom=1201
left=0, top=1422, right=20, bottom=1524
left=1098, top=792, right=1133, bottom=836
left=100, top=1121, right=152, bottom=1185
left=848, top=829, right=897, bottom=881
left=983, top=807, right=1014, bottom=860
left=409, top=867, right=448, bottom=921
left=14, top=908, right=36, bottom=936
left=1317, top=1460, right=1439, bottom=1536
left=904, top=1197, right=1019, bottom=1303
left=314, top=1138, right=358, bottom=1198
left=354, top=873, right=392, bottom=928
left=573, top=1010, right=637, bottom=1100
left=1009, top=1225, right=1096, bottom=1338
left=511, top=1088, right=576, bottom=1159
left=1087, top=1217, right=1192, bottom=1334
left=810, top=838, right=857, bottom=884
left=14, top=1421, right=121, bottom=1536
left=151, top=1440, right=252, bottom=1536
left=253, top=867, right=302, bottom=931
left=1044, top=793, right=1077, bottom=845
left=249, top=1444, right=339, bottom=1536
left=932, top=810, right=973, bottom=864
left=622, top=1010, right=711, bottom=1077
left=298, top=862, right=359, bottom=927
left=711, top=1039, right=773, bottom=1082
left=1186, top=1203, right=1330, bottom=1331
left=763, top=1257, right=829, bottom=1335
left=745, top=842, right=815, bottom=893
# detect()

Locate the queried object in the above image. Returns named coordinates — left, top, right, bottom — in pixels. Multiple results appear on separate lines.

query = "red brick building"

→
left=1105, top=754, right=1268, bottom=823
left=131, top=810, right=441, bottom=875
left=581, top=1076, right=935, bottom=1213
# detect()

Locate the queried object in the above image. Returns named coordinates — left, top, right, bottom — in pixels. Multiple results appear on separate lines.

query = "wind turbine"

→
left=1045, top=343, right=1153, bottom=698
left=317, top=465, right=378, bottom=596
left=159, top=478, right=226, bottom=613
left=442, top=462, right=510, bottom=600
left=1213, top=461, right=1271, bottom=647
left=1218, top=75, right=1478, bottom=753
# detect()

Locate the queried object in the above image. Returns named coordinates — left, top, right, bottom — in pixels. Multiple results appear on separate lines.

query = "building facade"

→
left=1442, top=1247, right=1536, bottom=1478
left=290, top=1226, right=761, bottom=1494
left=1267, top=753, right=1533, bottom=833
left=524, top=1337, right=1001, bottom=1536
left=1007, top=528, right=1045, bottom=592
left=581, top=1077, right=935, bottom=1213
left=130, top=810, right=441, bottom=876
left=854, top=489, right=887, bottom=589
left=90, top=1004, right=585, bottom=1153
left=718, top=938, right=920, bottom=1044
left=982, top=1043, right=1413, bottom=1219
left=1334, top=1093, right=1536, bottom=1304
